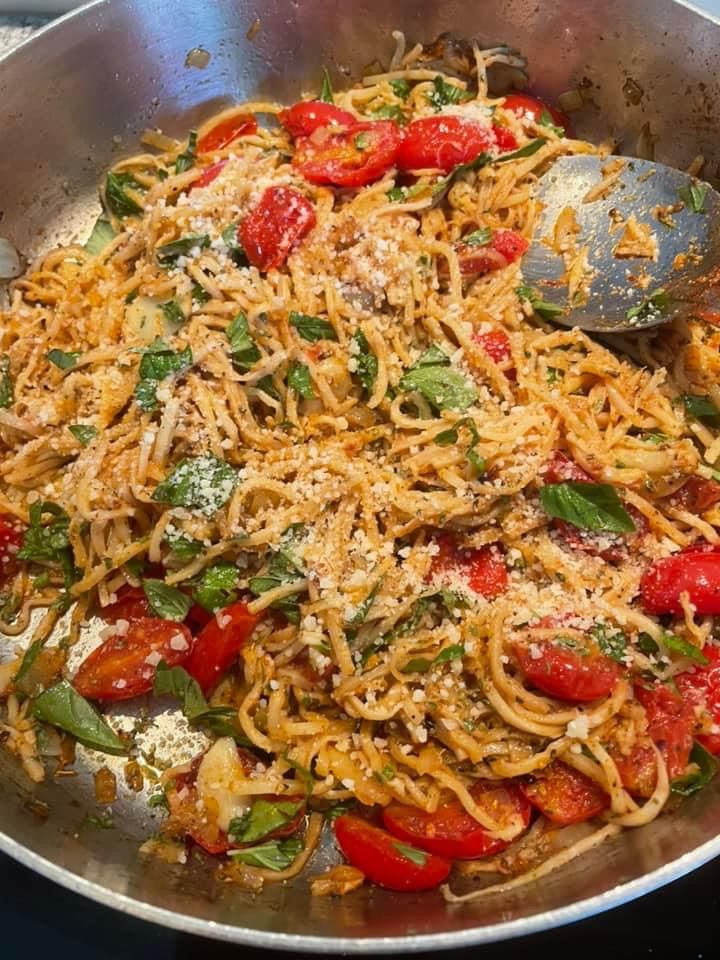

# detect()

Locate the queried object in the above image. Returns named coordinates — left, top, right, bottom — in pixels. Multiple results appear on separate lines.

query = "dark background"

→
left=1, top=849, right=715, bottom=959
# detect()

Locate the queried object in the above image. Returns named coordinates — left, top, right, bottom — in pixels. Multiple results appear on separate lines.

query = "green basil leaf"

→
left=463, top=227, right=493, bottom=246
left=105, top=172, right=143, bottom=219
left=516, top=284, right=565, bottom=320
left=153, top=660, right=215, bottom=722
left=228, top=798, right=303, bottom=845
left=387, top=183, right=427, bottom=203
left=249, top=526, right=306, bottom=622
left=161, top=300, right=186, bottom=327
left=228, top=837, right=303, bottom=870
left=164, top=531, right=203, bottom=561
left=191, top=282, right=211, bottom=304
left=402, top=657, right=432, bottom=674
left=47, top=349, right=79, bottom=371
left=17, top=501, right=74, bottom=586
left=14, top=636, right=44, bottom=692
left=226, top=313, right=262, bottom=372
left=539, top=482, right=636, bottom=533
left=142, top=579, right=192, bottom=621
left=175, top=131, right=198, bottom=174
left=152, top=454, right=239, bottom=515
left=256, top=375, right=281, bottom=401
left=626, top=288, right=671, bottom=323
left=392, top=840, right=427, bottom=866
left=370, top=104, right=406, bottom=124
left=32, top=681, right=126, bottom=755
left=399, top=351, right=476, bottom=412
left=287, top=361, right=315, bottom=399
left=671, top=740, right=717, bottom=796
left=426, top=75, right=473, bottom=111
left=351, top=330, right=378, bottom=396
left=148, top=791, right=169, bottom=810
left=432, top=152, right=492, bottom=206
left=416, top=345, right=451, bottom=367
left=637, top=632, right=660, bottom=655
left=389, top=78, right=411, bottom=99
left=496, top=138, right=547, bottom=162
left=538, top=109, right=564, bottom=136
left=68, top=424, right=98, bottom=447
left=84, top=216, right=116, bottom=256
left=0, top=356, right=14, bottom=409
left=134, top=379, right=159, bottom=411
left=434, top=643, right=465, bottom=665
left=681, top=394, right=720, bottom=428
left=289, top=311, right=338, bottom=343
left=661, top=632, right=708, bottom=665
left=590, top=622, right=627, bottom=663
left=378, top=763, right=396, bottom=782
left=320, top=67, right=334, bottom=104
left=324, top=800, right=356, bottom=822
left=138, top=340, right=192, bottom=381
left=192, top=560, right=238, bottom=612
left=678, top=182, right=707, bottom=214
left=221, top=223, right=249, bottom=265
left=157, top=234, right=210, bottom=264
left=348, top=578, right=383, bottom=626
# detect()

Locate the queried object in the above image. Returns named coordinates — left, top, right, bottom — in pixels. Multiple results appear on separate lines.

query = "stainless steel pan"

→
left=2, top=0, right=720, bottom=950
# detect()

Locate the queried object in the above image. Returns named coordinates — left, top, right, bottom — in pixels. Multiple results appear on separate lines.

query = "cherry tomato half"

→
left=431, top=533, right=508, bottom=599
left=98, top=585, right=152, bottom=624
left=279, top=101, right=356, bottom=138
left=334, top=815, right=451, bottom=891
left=382, top=780, right=531, bottom=860
left=184, top=601, right=259, bottom=695
left=239, top=186, right=316, bottom=272
left=456, top=228, right=529, bottom=277
left=397, top=116, right=517, bottom=173
left=473, top=328, right=512, bottom=366
left=640, top=551, right=720, bottom=616
left=0, top=514, right=24, bottom=587
left=514, top=636, right=621, bottom=702
left=610, top=737, right=658, bottom=798
left=543, top=450, right=595, bottom=484
left=73, top=618, right=194, bottom=702
left=193, top=159, right=229, bottom=190
left=635, top=682, right=694, bottom=779
left=502, top=92, right=571, bottom=136
left=676, top=646, right=720, bottom=755
left=673, top=476, right=720, bottom=514
left=520, top=761, right=609, bottom=825
left=293, top=119, right=402, bottom=187
left=197, top=114, right=258, bottom=153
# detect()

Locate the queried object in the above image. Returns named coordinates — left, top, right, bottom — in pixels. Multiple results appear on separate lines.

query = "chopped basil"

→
left=228, top=798, right=303, bottom=845
left=68, top=424, right=98, bottom=447
left=135, top=338, right=192, bottom=411
left=370, top=104, right=406, bottom=124
left=191, top=282, right=211, bottom=304
left=433, top=417, right=485, bottom=475
left=14, top=636, right=44, bottom=693
left=392, top=840, right=427, bottom=866
left=104, top=172, right=143, bottom=219
left=148, top=791, right=169, bottom=811
left=432, top=152, right=492, bottom=205
left=324, top=800, right=355, bottom=822
left=47, top=349, right=79, bottom=371
left=427, top=74, right=473, bottom=111
left=399, top=348, right=476, bottom=412
left=642, top=431, right=672, bottom=445
left=463, top=227, right=493, bottom=246
left=671, top=740, right=717, bottom=796
left=351, top=330, right=378, bottom=396
left=142, top=579, right=192, bottom=621
left=354, top=132, right=369, bottom=150
left=249, top=525, right=306, bottom=624
left=228, top=837, right=303, bottom=870
left=164, top=531, right=203, bottom=561
left=347, top=578, right=383, bottom=626
left=84, top=216, right=116, bottom=256
left=0, top=356, right=13, bottom=409
left=221, top=223, right=249, bottom=266
left=226, top=313, right=261, bottom=372
left=387, top=182, right=426, bottom=203
left=161, top=300, right=185, bottom=328
left=538, top=109, right=564, bottom=136
left=153, top=660, right=238, bottom=729
left=637, top=632, right=659, bottom=655
left=389, top=78, right=411, bottom=99
left=590, top=622, right=627, bottom=663
left=626, top=288, right=671, bottom=323
left=678, top=182, right=707, bottom=214
left=157, top=234, right=210, bottom=264
left=661, top=632, right=708, bottom=665
left=539, top=482, right=636, bottom=533
left=17, top=501, right=75, bottom=587
left=320, top=67, right=334, bottom=104
left=378, top=763, right=396, bottom=782
left=31, top=681, right=126, bottom=755
left=498, top=138, right=547, bottom=161
left=403, top=643, right=464, bottom=674
left=516, top=285, right=565, bottom=320
left=152, top=454, right=239, bottom=515
left=681, top=394, right=720, bottom=428
left=287, top=361, right=315, bottom=399
left=256, top=375, right=281, bottom=401
left=289, top=311, right=339, bottom=343
left=175, top=131, right=198, bottom=174
left=192, top=560, right=238, bottom=612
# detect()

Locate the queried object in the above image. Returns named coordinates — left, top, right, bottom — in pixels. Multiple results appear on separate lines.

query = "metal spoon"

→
left=521, top=155, right=720, bottom=333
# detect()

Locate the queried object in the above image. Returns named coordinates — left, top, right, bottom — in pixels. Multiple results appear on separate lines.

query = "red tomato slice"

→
left=184, top=601, right=259, bottom=695
left=544, top=450, right=595, bottom=483
left=640, top=551, right=720, bottom=616
left=0, top=514, right=24, bottom=587
left=457, top=228, right=529, bottom=277
left=520, top=760, right=609, bottom=825
left=99, top=585, right=152, bottom=624
left=514, top=635, right=621, bottom=702
left=673, top=477, right=720, bottom=513
left=333, top=815, right=450, bottom=891
left=73, top=618, right=194, bottom=702
left=279, top=101, right=356, bottom=138
left=185, top=602, right=214, bottom=630
left=676, top=645, right=720, bottom=754
left=197, top=114, right=258, bottom=153
left=502, top=92, right=571, bottom=136
left=382, top=780, right=531, bottom=860
left=239, top=186, right=316, bottom=271
left=635, top=682, right=694, bottom=779
left=611, top=738, right=659, bottom=798
left=473, top=328, right=512, bottom=366
left=430, top=533, right=508, bottom=599
left=293, top=119, right=401, bottom=187
left=193, top=159, right=229, bottom=190
left=397, top=116, right=516, bottom=173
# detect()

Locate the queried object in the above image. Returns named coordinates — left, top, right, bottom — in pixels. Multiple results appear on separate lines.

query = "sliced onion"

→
left=0, top=237, right=22, bottom=280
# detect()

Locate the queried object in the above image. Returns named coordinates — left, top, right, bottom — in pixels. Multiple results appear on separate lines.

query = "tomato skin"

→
left=279, top=101, right=355, bottom=138
left=334, top=815, right=450, bottom=891
left=382, top=780, right=531, bottom=860
left=431, top=534, right=508, bottom=599
left=184, top=602, right=259, bottom=695
left=640, top=552, right=720, bottom=616
left=544, top=450, right=594, bottom=484
left=515, top=638, right=621, bottom=702
left=73, top=618, right=194, bottom=702
left=193, top=159, right=229, bottom=190
left=185, top=602, right=214, bottom=630
left=635, top=682, right=694, bottom=779
left=397, top=116, right=515, bottom=173
left=473, top=328, right=511, bottom=366
left=502, top=93, right=571, bottom=136
left=520, top=761, right=609, bottom=825
left=293, top=119, right=401, bottom=187
left=611, top=738, right=659, bottom=798
left=239, top=186, right=316, bottom=271
left=99, top=585, right=152, bottom=624
left=673, top=477, right=720, bottom=513
left=197, top=114, right=257, bottom=154
left=457, top=228, right=529, bottom=277
left=0, top=514, right=24, bottom=587
left=676, top=645, right=720, bottom=754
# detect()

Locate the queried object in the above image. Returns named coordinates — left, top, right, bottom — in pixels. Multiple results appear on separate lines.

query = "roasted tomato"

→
left=382, top=780, right=531, bottom=860
left=184, top=602, right=259, bottom=695
left=431, top=533, right=508, bottom=599
left=0, top=514, right=24, bottom=587
left=611, top=737, right=659, bottom=798
left=98, top=585, right=152, bottom=624
left=514, top=628, right=622, bottom=702
left=676, top=645, right=720, bottom=755
left=640, top=550, right=720, bottom=616
left=543, top=450, right=594, bottom=484
left=473, top=328, right=512, bottom=366
left=239, top=186, right=316, bottom=271
left=672, top=477, right=720, bottom=514
left=293, top=119, right=402, bottom=187
left=456, top=229, right=529, bottom=278
left=193, top=159, right=229, bottom=190
left=197, top=113, right=258, bottom=153
left=635, top=682, right=694, bottom=780
left=502, top=92, right=571, bottom=136
left=520, top=761, right=609, bottom=825
left=279, top=101, right=356, bottom=138
left=397, top=116, right=517, bottom=173
left=333, top=815, right=451, bottom=891
left=73, top=618, right=194, bottom=701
